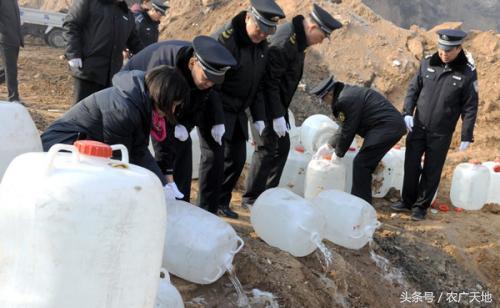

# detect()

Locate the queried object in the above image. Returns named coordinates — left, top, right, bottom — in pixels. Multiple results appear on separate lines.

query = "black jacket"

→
left=403, top=50, right=478, bottom=141
left=0, top=0, right=23, bottom=47
left=40, top=70, right=166, bottom=186
left=63, top=0, right=143, bottom=86
left=330, top=84, right=406, bottom=157
left=264, top=16, right=307, bottom=124
left=122, top=40, right=224, bottom=173
left=134, top=11, right=159, bottom=47
left=211, top=11, right=267, bottom=140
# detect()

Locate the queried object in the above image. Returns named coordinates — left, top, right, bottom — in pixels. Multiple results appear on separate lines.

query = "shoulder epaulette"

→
left=289, top=33, right=296, bottom=45
left=222, top=28, right=234, bottom=40
left=466, top=62, right=476, bottom=72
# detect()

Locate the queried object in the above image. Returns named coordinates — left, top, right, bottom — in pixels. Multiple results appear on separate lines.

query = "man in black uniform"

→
left=133, top=0, right=168, bottom=47
left=311, top=76, right=406, bottom=205
left=242, top=4, right=342, bottom=208
left=122, top=35, right=236, bottom=201
left=0, top=0, right=23, bottom=102
left=198, top=0, right=285, bottom=218
left=63, top=0, right=144, bottom=104
left=392, top=29, right=478, bottom=221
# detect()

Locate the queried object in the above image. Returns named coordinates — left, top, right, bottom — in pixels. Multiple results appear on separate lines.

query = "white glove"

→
left=272, top=116, right=288, bottom=138
left=211, top=124, right=225, bottom=146
left=253, top=120, right=265, bottom=136
left=68, top=58, right=82, bottom=68
left=166, top=182, right=184, bottom=199
left=459, top=141, right=470, bottom=151
left=163, top=184, right=176, bottom=201
left=174, top=124, right=189, bottom=141
left=404, top=115, right=414, bottom=132
left=313, top=144, right=334, bottom=160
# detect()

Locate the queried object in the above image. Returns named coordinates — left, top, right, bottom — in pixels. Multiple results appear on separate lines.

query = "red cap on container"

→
left=393, top=145, right=401, bottom=150
left=74, top=140, right=112, bottom=158
left=494, top=165, right=500, bottom=173
left=295, top=145, right=305, bottom=153
left=494, top=157, right=500, bottom=163
left=348, top=147, right=357, bottom=152
left=468, top=159, right=481, bottom=165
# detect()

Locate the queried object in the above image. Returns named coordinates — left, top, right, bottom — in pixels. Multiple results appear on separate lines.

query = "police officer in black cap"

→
left=133, top=0, right=169, bottom=47
left=242, top=4, right=342, bottom=208
left=122, top=35, right=236, bottom=201
left=391, top=29, right=479, bottom=221
left=197, top=0, right=285, bottom=218
left=311, top=76, right=406, bottom=205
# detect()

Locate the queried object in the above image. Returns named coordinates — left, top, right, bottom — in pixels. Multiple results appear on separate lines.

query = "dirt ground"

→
left=3, top=0, right=499, bottom=306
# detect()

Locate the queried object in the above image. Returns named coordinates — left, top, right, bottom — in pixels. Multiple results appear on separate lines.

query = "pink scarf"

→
left=151, top=110, right=167, bottom=142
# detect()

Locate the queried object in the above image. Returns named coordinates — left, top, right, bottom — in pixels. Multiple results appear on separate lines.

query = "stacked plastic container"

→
left=0, top=101, right=42, bottom=181
left=279, top=145, right=312, bottom=196
left=304, top=154, right=346, bottom=199
left=450, top=160, right=491, bottom=210
left=482, top=158, right=500, bottom=205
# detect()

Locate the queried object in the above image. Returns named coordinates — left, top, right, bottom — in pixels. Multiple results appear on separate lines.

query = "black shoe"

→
left=217, top=207, right=239, bottom=219
left=411, top=207, right=427, bottom=221
left=391, top=202, right=411, bottom=212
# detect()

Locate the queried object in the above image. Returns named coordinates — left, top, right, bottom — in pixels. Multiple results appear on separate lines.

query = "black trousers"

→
left=351, top=130, right=403, bottom=204
left=73, top=77, right=107, bottom=105
left=198, top=126, right=225, bottom=213
left=198, top=125, right=246, bottom=213
left=243, top=122, right=290, bottom=205
left=402, top=126, right=453, bottom=210
left=171, top=135, right=193, bottom=202
left=0, top=44, right=20, bottom=101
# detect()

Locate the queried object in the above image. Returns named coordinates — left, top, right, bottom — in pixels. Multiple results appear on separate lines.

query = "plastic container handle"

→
left=350, top=229, right=365, bottom=239
left=202, top=266, right=225, bottom=284
left=229, top=235, right=245, bottom=255
left=110, top=144, right=129, bottom=164
left=46, top=144, right=79, bottom=174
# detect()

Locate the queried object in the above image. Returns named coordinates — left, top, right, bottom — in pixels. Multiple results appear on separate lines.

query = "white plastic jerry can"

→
left=300, top=114, right=339, bottom=154
left=450, top=161, right=491, bottom=210
left=0, top=101, right=42, bottom=181
left=341, top=147, right=359, bottom=193
left=371, top=151, right=397, bottom=198
left=482, top=159, right=500, bottom=205
left=155, top=269, right=184, bottom=308
left=162, top=200, right=244, bottom=285
left=279, top=145, right=312, bottom=196
left=191, top=129, right=201, bottom=179
left=251, top=188, right=326, bottom=257
left=289, top=126, right=301, bottom=149
left=0, top=141, right=167, bottom=308
left=311, top=190, right=381, bottom=250
left=304, top=154, right=346, bottom=199
left=390, top=146, right=406, bottom=192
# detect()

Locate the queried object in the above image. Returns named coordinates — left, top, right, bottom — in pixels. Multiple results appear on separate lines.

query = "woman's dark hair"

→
left=145, top=65, right=189, bottom=124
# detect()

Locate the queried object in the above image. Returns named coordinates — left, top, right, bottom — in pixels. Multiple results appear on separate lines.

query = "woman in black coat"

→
left=41, top=66, right=189, bottom=197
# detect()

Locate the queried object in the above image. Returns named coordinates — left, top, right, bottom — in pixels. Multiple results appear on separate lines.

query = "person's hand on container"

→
left=166, top=182, right=184, bottom=199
